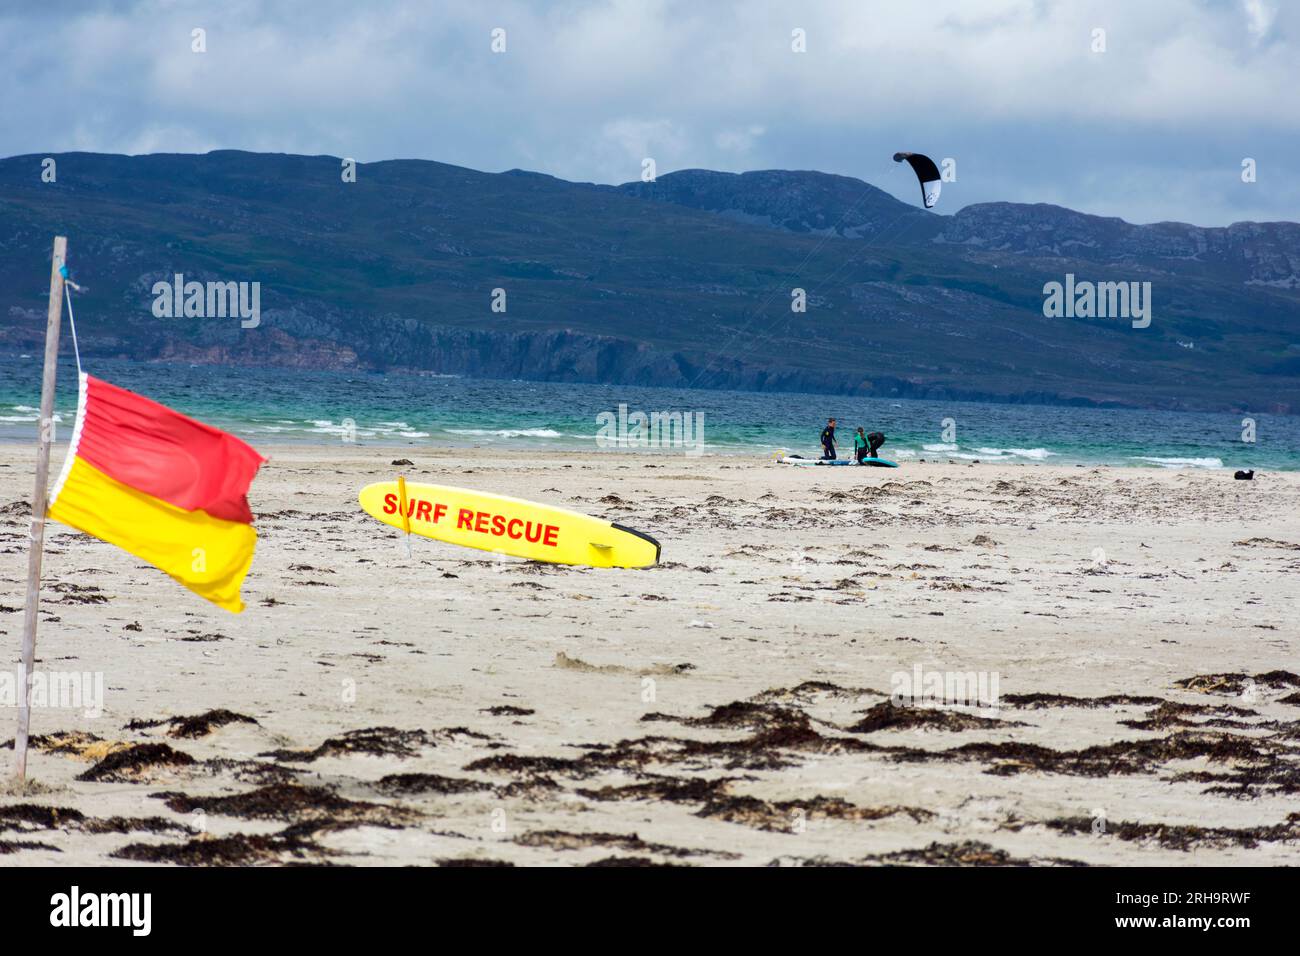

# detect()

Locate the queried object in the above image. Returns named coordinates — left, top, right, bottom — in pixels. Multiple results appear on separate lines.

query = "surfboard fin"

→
left=397, top=474, right=413, bottom=558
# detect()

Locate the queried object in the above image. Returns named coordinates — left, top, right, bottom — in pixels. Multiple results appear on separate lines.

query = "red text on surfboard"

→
left=382, top=493, right=560, bottom=547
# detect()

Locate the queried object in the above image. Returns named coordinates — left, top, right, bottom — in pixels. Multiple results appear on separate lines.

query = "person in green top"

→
left=853, top=427, right=869, bottom=463
left=854, top=427, right=886, bottom=463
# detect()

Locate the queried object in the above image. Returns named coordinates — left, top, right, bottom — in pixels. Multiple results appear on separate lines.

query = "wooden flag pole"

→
left=13, top=235, right=67, bottom=782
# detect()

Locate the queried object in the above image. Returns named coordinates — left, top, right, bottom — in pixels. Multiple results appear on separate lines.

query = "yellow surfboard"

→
left=358, top=479, right=661, bottom=568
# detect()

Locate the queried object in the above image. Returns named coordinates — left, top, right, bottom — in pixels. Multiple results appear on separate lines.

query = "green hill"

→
left=1, top=150, right=1296, bottom=412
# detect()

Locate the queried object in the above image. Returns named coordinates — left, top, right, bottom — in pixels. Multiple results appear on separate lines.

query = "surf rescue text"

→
left=382, top=492, right=561, bottom=547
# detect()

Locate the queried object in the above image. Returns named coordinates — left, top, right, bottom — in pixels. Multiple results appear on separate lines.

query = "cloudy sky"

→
left=2, top=0, right=1296, bottom=225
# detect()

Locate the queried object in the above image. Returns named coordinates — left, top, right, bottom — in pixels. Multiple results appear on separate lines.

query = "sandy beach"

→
left=2, top=444, right=1298, bottom=866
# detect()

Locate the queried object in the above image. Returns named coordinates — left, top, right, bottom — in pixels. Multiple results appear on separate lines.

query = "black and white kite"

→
left=893, top=152, right=942, bottom=208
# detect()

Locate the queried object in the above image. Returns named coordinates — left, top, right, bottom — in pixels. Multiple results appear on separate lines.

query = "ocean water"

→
left=0, top=356, right=1295, bottom=470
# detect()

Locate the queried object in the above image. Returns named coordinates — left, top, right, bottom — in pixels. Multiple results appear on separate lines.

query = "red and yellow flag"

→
left=48, top=373, right=265, bottom=612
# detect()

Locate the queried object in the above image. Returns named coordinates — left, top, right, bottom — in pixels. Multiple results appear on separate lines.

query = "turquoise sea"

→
left=0, top=356, right=1295, bottom=470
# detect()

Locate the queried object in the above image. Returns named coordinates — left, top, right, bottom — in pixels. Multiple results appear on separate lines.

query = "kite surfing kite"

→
left=893, top=152, right=942, bottom=208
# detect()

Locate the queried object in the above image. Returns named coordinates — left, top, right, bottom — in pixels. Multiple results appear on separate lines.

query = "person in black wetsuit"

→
left=820, top=418, right=837, bottom=460
left=867, top=430, right=886, bottom=460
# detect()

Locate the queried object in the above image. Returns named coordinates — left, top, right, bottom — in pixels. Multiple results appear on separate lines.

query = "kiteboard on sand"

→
left=359, top=478, right=660, bottom=568
left=777, top=455, right=899, bottom=468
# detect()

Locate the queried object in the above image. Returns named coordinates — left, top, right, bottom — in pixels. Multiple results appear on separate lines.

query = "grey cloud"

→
left=0, top=0, right=1296, bottom=225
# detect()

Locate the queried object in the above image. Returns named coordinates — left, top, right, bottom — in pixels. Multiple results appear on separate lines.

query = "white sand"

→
left=1, top=445, right=1298, bottom=866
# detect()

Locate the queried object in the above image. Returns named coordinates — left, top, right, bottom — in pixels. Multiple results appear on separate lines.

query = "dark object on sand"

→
left=1234, top=470, right=1255, bottom=480
left=391, top=458, right=414, bottom=466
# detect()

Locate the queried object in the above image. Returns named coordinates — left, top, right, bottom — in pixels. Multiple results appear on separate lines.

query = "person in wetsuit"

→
left=854, top=427, right=887, bottom=463
left=867, top=430, right=886, bottom=459
left=820, top=418, right=838, bottom=460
